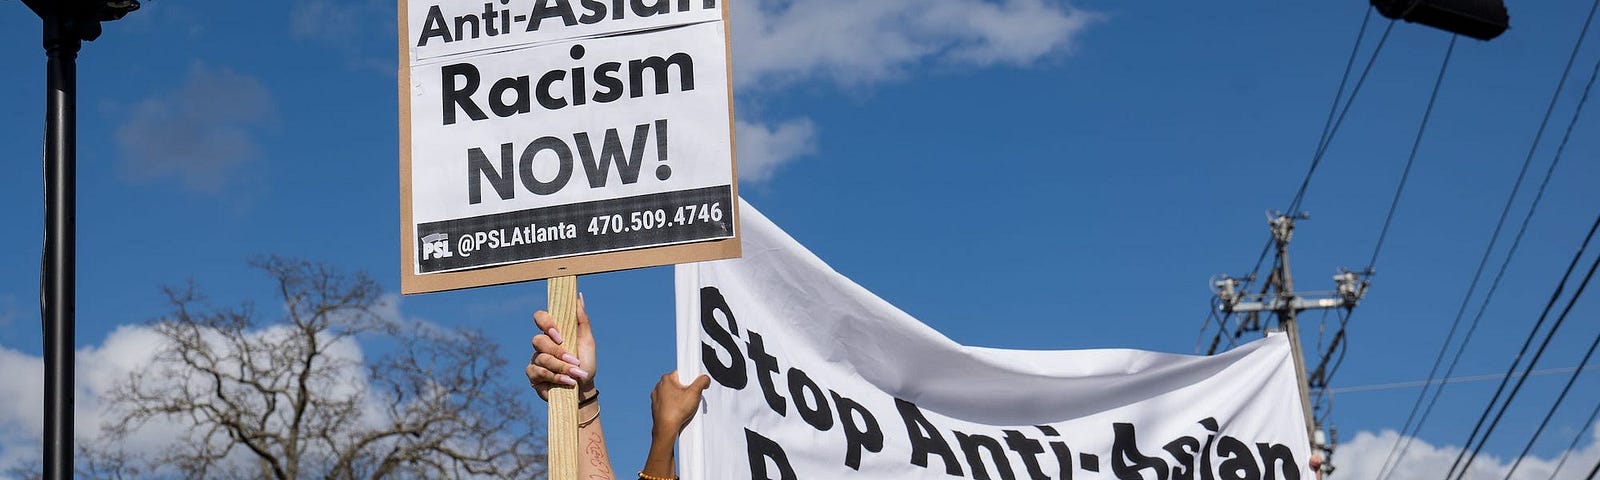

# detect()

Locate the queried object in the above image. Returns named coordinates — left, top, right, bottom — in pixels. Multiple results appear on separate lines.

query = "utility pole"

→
left=1212, top=212, right=1369, bottom=478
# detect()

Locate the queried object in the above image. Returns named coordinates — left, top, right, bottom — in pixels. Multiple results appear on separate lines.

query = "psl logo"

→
left=421, top=233, right=453, bottom=260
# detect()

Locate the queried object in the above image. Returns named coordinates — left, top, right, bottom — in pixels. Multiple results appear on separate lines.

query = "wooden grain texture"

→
left=546, top=276, right=580, bottom=480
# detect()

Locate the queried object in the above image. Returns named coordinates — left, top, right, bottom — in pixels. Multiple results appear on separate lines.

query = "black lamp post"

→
left=17, top=1, right=140, bottom=478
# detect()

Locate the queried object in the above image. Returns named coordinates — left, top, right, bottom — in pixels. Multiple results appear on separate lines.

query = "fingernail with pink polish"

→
left=569, top=367, right=589, bottom=380
left=548, top=327, right=565, bottom=345
left=558, top=375, right=577, bottom=386
left=562, top=354, right=581, bottom=366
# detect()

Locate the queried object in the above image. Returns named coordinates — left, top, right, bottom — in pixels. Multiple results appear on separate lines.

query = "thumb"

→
left=688, top=374, right=711, bottom=393
left=575, top=293, right=593, bottom=335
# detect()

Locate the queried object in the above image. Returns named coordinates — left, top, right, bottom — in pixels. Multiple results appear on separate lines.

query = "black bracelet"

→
left=578, top=390, right=600, bottom=408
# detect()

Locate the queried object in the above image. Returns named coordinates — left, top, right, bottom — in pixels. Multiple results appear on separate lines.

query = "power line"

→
left=1545, top=400, right=1600, bottom=480
left=1239, top=13, right=1397, bottom=405
left=1317, top=7, right=1377, bottom=151
left=1313, top=309, right=1352, bottom=424
left=1309, top=35, right=1457, bottom=414
left=1195, top=296, right=1234, bottom=353
left=1324, top=365, right=1600, bottom=394
left=1368, top=35, right=1455, bottom=270
left=1374, top=1, right=1600, bottom=475
left=1203, top=10, right=1384, bottom=356
left=1503, top=292, right=1600, bottom=478
left=1285, top=19, right=1397, bottom=217
left=1446, top=214, right=1600, bottom=480
left=1447, top=33, right=1600, bottom=479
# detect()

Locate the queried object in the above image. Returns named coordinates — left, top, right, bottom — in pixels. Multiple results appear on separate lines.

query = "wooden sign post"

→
left=399, top=1, right=740, bottom=477
left=546, top=276, right=579, bottom=478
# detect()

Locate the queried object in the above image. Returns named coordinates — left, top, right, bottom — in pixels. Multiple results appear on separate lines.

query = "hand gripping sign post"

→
left=398, top=0, right=740, bottom=476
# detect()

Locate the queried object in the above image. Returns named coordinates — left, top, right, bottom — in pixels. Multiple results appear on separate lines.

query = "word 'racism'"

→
left=441, top=44, right=694, bottom=125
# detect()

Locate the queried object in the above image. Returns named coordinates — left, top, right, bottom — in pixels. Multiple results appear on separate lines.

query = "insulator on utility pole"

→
left=1334, top=268, right=1371, bottom=306
left=1214, top=275, right=1242, bottom=309
left=1371, top=0, right=1510, bottom=41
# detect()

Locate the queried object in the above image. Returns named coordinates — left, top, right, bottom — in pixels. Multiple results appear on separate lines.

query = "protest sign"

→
left=675, top=203, right=1315, bottom=479
left=400, top=0, right=739, bottom=294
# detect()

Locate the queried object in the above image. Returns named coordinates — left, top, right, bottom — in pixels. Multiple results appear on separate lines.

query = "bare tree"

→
left=87, top=256, right=544, bottom=479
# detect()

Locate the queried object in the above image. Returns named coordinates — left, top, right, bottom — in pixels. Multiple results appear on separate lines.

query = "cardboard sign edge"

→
left=396, top=0, right=743, bottom=296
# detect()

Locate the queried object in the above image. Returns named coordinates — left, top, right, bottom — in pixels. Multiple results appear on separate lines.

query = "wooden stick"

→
left=546, top=276, right=579, bottom=479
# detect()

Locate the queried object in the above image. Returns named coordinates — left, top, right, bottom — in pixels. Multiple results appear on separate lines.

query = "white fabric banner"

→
left=675, top=202, right=1315, bottom=479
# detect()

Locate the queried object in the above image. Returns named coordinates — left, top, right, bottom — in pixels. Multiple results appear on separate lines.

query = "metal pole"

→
left=42, top=11, right=80, bottom=480
left=1271, top=216, right=1319, bottom=446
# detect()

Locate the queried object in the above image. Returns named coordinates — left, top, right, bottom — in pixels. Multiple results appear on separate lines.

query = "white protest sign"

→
left=675, top=202, right=1315, bottom=479
left=400, top=0, right=738, bottom=293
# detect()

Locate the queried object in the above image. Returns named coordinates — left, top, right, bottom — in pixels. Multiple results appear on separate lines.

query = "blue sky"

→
left=3, top=0, right=1600, bottom=478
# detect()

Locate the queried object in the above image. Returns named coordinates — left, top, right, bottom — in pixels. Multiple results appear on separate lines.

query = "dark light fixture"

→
left=1371, top=0, right=1509, bottom=41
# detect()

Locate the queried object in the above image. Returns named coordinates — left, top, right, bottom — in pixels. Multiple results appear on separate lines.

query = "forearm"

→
left=640, top=425, right=677, bottom=478
left=642, top=371, right=709, bottom=480
left=577, top=390, right=615, bottom=480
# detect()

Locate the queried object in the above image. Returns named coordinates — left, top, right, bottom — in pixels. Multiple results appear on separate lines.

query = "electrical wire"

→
left=1447, top=51, right=1600, bottom=479
left=1503, top=302, right=1600, bottom=478
left=1196, top=297, right=1226, bottom=354
left=1285, top=19, right=1397, bottom=216
left=1445, top=214, right=1600, bottom=480
left=1373, top=2, right=1600, bottom=476
left=1206, top=267, right=1266, bottom=355
left=1368, top=35, right=1456, bottom=270
left=1317, top=7, right=1376, bottom=152
left=1313, top=310, right=1353, bottom=426
left=1204, top=9, right=1384, bottom=358
left=1323, top=311, right=1352, bottom=383
left=1311, top=35, right=1456, bottom=425
left=1231, top=13, right=1395, bottom=413
left=1313, top=309, right=1353, bottom=388
left=1327, top=365, right=1600, bottom=394
left=1545, top=400, right=1600, bottom=480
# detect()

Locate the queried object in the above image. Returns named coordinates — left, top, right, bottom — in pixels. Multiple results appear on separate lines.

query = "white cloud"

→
left=1335, top=428, right=1600, bottom=480
left=730, top=0, right=1096, bottom=89
left=115, top=62, right=276, bottom=194
left=0, top=325, right=170, bottom=477
left=737, top=118, right=817, bottom=184
left=290, top=0, right=394, bottom=73
left=0, top=346, right=44, bottom=474
left=727, top=0, right=1095, bottom=183
left=290, top=0, right=367, bottom=41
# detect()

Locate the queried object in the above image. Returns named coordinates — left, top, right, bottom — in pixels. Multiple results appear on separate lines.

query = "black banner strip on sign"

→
left=416, top=185, right=734, bottom=273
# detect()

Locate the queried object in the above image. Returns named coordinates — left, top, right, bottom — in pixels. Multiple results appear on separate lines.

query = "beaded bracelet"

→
left=637, top=471, right=676, bottom=480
